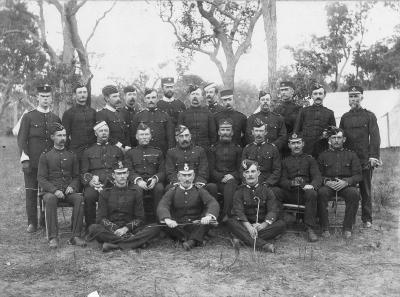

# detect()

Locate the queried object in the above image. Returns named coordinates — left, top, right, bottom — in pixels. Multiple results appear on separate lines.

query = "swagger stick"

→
left=253, top=196, right=261, bottom=253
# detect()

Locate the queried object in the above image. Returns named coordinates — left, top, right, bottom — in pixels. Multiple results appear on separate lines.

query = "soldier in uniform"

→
left=177, top=85, right=217, bottom=150
left=157, top=77, right=186, bottom=125
left=246, top=90, right=287, bottom=151
left=157, top=163, right=220, bottom=251
left=88, top=161, right=160, bottom=252
left=208, top=118, right=242, bottom=220
left=225, top=160, right=286, bottom=253
left=242, top=119, right=281, bottom=187
left=62, top=82, right=96, bottom=160
left=120, top=86, right=138, bottom=146
left=131, top=88, right=175, bottom=153
left=277, top=133, right=322, bottom=242
left=96, top=85, right=131, bottom=151
left=125, top=123, right=165, bottom=221
left=80, top=121, right=124, bottom=228
left=317, top=127, right=362, bottom=238
left=204, top=82, right=223, bottom=114
left=214, top=89, right=247, bottom=147
left=294, top=83, right=336, bottom=157
left=37, top=123, right=86, bottom=248
left=165, top=125, right=218, bottom=198
left=17, top=84, right=61, bottom=233
left=339, top=86, right=381, bottom=228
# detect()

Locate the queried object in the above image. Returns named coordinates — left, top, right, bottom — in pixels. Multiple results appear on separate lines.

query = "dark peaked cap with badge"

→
left=288, top=132, right=303, bottom=142
left=123, top=86, right=137, bottom=93
left=102, top=85, right=119, bottom=97
left=348, top=85, right=363, bottom=94
left=175, top=124, right=189, bottom=136
left=218, top=118, right=233, bottom=127
left=220, top=89, right=233, bottom=99
left=253, top=117, right=265, bottom=128
left=177, top=163, right=194, bottom=174
left=280, top=81, right=295, bottom=89
left=161, top=77, right=175, bottom=86
left=112, top=160, right=129, bottom=173
left=37, top=84, right=52, bottom=93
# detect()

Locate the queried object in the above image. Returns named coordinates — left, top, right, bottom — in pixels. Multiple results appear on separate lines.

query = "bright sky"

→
left=36, top=1, right=399, bottom=94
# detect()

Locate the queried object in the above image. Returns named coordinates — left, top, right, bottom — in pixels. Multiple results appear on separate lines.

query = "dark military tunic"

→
left=177, top=106, right=217, bottom=149
left=165, top=145, right=209, bottom=184
left=157, top=98, right=186, bottom=125
left=294, top=105, right=336, bottom=156
left=62, top=104, right=96, bottom=157
left=246, top=111, right=287, bottom=150
left=207, top=103, right=223, bottom=114
left=96, top=107, right=130, bottom=148
left=119, top=106, right=137, bottom=147
left=208, top=141, right=242, bottom=182
left=275, top=101, right=302, bottom=134
left=214, top=109, right=247, bottom=146
left=131, top=108, right=174, bottom=153
left=242, top=142, right=281, bottom=186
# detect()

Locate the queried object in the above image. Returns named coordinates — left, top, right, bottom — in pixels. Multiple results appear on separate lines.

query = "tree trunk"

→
left=262, top=0, right=277, bottom=93
left=222, top=61, right=236, bottom=89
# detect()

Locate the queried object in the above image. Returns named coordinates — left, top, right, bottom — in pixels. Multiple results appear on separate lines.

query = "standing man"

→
left=96, top=85, right=131, bottom=151
left=62, top=82, right=96, bottom=160
left=157, top=163, right=220, bottom=251
left=278, top=133, right=322, bottom=242
left=177, top=85, right=217, bottom=150
left=318, top=127, right=362, bottom=238
left=125, top=123, right=165, bottom=221
left=120, top=85, right=138, bottom=147
left=208, top=119, right=242, bottom=220
left=246, top=90, right=287, bottom=151
left=204, top=82, right=223, bottom=114
left=157, top=77, right=186, bottom=125
left=225, top=160, right=286, bottom=253
left=17, top=84, right=61, bottom=233
left=214, top=89, right=247, bottom=147
left=294, top=83, right=336, bottom=157
left=339, top=86, right=381, bottom=228
left=131, top=88, right=174, bottom=153
left=80, top=121, right=124, bottom=228
left=275, top=81, right=302, bottom=134
left=37, top=123, right=86, bottom=248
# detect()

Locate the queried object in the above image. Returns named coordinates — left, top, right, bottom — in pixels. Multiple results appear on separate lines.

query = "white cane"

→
left=253, top=196, right=261, bottom=253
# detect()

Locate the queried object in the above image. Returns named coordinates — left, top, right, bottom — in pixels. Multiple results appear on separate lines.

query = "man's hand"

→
left=255, top=221, right=269, bottom=231
left=195, top=182, right=205, bottom=188
left=369, top=158, right=382, bottom=168
left=303, top=184, right=314, bottom=190
left=221, top=174, right=234, bottom=184
left=200, top=215, right=213, bottom=225
left=54, top=190, right=65, bottom=199
left=146, top=177, right=157, bottom=190
left=114, top=226, right=129, bottom=237
left=136, top=179, right=148, bottom=190
left=326, top=179, right=348, bottom=191
left=65, top=186, right=74, bottom=195
left=164, top=218, right=178, bottom=228
left=21, top=161, right=30, bottom=174
left=244, top=222, right=258, bottom=239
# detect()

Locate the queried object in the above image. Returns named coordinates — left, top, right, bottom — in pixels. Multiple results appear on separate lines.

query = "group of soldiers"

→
left=17, top=77, right=381, bottom=252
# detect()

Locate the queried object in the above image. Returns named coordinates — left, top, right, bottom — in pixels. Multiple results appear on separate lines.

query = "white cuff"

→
left=115, top=142, right=123, bottom=148
left=134, top=177, right=143, bottom=184
left=20, top=151, right=30, bottom=163
left=207, top=214, right=216, bottom=220
left=152, top=175, right=159, bottom=183
left=125, top=146, right=131, bottom=151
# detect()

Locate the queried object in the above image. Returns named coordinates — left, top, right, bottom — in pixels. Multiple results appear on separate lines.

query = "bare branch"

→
left=71, top=0, right=88, bottom=15
left=45, top=0, right=62, bottom=13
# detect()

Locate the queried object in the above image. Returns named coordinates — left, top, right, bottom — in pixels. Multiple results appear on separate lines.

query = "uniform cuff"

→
left=115, top=142, right=123, bottom=148
left=134, top=177, right=143, bottom=184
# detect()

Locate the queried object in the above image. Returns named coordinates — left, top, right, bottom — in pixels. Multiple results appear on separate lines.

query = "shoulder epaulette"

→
left=27, top=109, right=36, bottom=113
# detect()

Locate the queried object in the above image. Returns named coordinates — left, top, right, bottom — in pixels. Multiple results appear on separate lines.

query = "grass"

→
left=0, top=136, right=399, bottom=297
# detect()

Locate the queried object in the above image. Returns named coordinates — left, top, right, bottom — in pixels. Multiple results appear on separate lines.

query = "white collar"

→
left=37, top=106, right=50, bottom=113
left=105, top=104, right=116, bottom=112
left=162, top=96, right=175, bottom=103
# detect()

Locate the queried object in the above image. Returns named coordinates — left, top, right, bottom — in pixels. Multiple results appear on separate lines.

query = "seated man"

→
left=317, top=127, right=362, bottom=239
left=125, top=123, right=165, bottom=221
left=226, top=160, right=286, bottom=253
left=88, top=161, right=160, bottom=252
left=157, top=163, right=220, bottom=251
left=278, top=133, right=322, bottom=242
left=37, top=123, right=86, bottom=248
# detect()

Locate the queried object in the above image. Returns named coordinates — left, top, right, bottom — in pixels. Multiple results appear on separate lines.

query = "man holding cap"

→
left=37, top=123, right=86, bottom=248
left=120, top=86, right=138, bottom=146
left=18, top=84, right=61, bottom=233
left=80, top=121, right=124, bottom=228
left=157, top=77, right=186, bottom=125
left=339, top=85, right=381, bottom=228
left=88, top=160, right=160, bottom=252
left=204, top=82, right=223, bottom=114
left=214, top=89, right=247, bottom=147
left=96, top=85, right=131, bottom=151
left=157, top=163, right=220, bottom=251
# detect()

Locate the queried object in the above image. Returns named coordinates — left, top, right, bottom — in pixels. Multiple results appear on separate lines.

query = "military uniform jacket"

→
left=177, top=106, right=217, bottom=149
left=208, top=103, right=223, bottom=114
left=157, top=99, right=186, bottom=125
left=208, top=141, right=242, bottom=182
left=214, top=109, right=247, bottom=147
left=280, top=153, right=322, bottom=191
left=317, top=148, right=362, bottom=186
left=294, top=105, right=336, bottom=154
left=157, top=185, right=219, bottom=223
left=62, top=104, right=96, bottom=154
left=165, top=145, right=209, bottom=184
left=119, top=106, right=137, bottom=146
left=232, top=183, right=279, bottom=224
left=37, top=147, right=80, bottom=193
left=131, top=108, right=174, bottom=152
left=96, top=108, right=130, bottom=147
left=242, top=142, right=281, bottom=186
left=246, top=110, right=287, bottom=149
left=98, top=185, right=144, bottom=232
left=125, top=145, right=165, bottom=183
left=17, top=109, right=61, bottom=168
left=339, top=108, right=380, bottom=167
left=80, top=143, right=124, bottom=185
left=275, top=101, right=302, bottom=133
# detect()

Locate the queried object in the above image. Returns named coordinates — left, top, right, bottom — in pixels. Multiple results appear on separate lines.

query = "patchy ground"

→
left=0, top=137, right=399, bottom=297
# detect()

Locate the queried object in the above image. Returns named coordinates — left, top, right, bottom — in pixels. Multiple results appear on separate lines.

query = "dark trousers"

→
left=360, top=168, right=373, bottom=223
left=163, top=224, right=211, bottom=243
left=225, top=218, right=286, bottom=249
left=88, top=224, right=160, bottom=250
left=23, top=168, right=38, bottom=227
left=43, top=193, right=84, bottom=239
left=275, top=187, right=318, bottom=227
left=318, top=186, right=360, bottom=231
left=83, top=187, right=100, bottom=227
left=217, top=180, right=238, bottom=217
left=166, top=183, right=218, bottom=200
left=135, top=182, right=164, bottom=222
